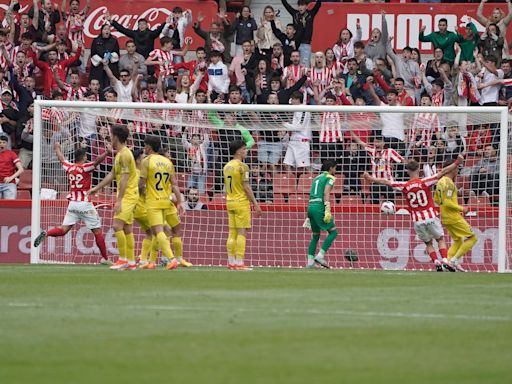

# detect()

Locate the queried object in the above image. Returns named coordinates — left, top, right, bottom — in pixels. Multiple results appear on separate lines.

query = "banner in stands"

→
left=312, top=3, right=512, bottom=54
left=0, top=1, right=219, bottom=48
left=0, top=202, right=499, bottom=271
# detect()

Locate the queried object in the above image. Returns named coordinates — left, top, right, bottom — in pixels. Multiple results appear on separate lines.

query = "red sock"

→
left=439, top=248, right=448, bottom=260
left=94, top=231, right=108, bottom=259
left=47, top=227, right=66, bottom=237
left=429, top=251, right=438, bottom=263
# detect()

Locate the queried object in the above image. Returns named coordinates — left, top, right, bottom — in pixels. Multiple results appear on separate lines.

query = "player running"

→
left=139, top=135, right=185, bottom=271
left=434, top=159, right=477, bottom=272
left=304, top=160, right=338, bottom=269
left=223, top=140, right=262, bottom=270
left=89, top=125, right=139, bottom=270
left=364, top=156, right=463, bottom=272
left=34, top=142, right=112, bottom=265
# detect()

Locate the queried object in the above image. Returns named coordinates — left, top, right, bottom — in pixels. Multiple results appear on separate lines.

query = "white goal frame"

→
left=30, top=100, right=510, bottom=272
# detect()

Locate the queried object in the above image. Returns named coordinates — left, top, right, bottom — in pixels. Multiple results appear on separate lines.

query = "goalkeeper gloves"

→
left=302, top=218, right=311, bottom=229
left=324, top=201, right=332, bottom=223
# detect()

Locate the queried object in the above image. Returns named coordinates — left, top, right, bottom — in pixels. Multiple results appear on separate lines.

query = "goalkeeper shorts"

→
left=307, top=204, right=335, bottom=233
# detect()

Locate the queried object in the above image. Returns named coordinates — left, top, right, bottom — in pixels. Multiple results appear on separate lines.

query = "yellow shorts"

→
left=133, top=203, right=150, bottom=231
left=444, top=219, right=474, bottom=240
left=114, top=198, right=138, bottom=225
left=227, top=200, right=251, bottom=229
left=146, top=206, right=180, bottom=228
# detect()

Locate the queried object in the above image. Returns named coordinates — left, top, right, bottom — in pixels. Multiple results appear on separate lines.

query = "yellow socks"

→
left=235, top=235, right=246, bottom=263
left=156, top=231, right=174, bottom=259
left=150, top=237, right=159, bottom=263
left=172, top=237, right=183, bottom=260
left=140, top=238, right=152, bottom=262
left=115, top=230, right=127, bottom=261
left=453, top=236, right=477, bottom=259
left=226, top=228, right=237, bottom=265
left=448, top=239, right=462, bottom=260
left=125, top=233, right=135, bottom=263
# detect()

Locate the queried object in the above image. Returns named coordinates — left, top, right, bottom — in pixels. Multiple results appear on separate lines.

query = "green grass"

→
left=1, top=266, right=511, bottom=384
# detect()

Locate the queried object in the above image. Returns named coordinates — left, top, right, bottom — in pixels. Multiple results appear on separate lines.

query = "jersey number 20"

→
left=407, top=190, right=428, bottom=208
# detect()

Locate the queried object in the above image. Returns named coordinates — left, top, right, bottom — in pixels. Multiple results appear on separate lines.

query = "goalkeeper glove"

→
left=302, top=218, right=311, bottom=229
left=323, top=201, right=332, bottom=223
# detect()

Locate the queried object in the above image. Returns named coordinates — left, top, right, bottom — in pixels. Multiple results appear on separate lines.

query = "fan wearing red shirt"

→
left=0, top=133, right=24, bottom=199
left=33, top=142, right=112, bottom=264
left=364, top=156, right=463, bottom=272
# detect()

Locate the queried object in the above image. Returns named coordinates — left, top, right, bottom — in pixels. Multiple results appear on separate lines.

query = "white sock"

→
left=177, top=257, right=183, bottom=262
left=228, top=256, right=235, bottom=265
left=236, top=258, right=243, bottom=266
left=316, top=249, right=326, bottom=259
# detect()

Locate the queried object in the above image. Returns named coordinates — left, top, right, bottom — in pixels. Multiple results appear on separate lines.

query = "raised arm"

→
left=31, top=0, right=39, bottom=30
left=439, top=155, right=463, bottom=177
left=503, top=0, right=512, bottom=26
left=110, top=18, right=136, bottom=38
left=93, top=143, right=112, bottom=168
left=102, top=59, right=119, bottom=85
left=281, top=0, right=296, bottom=17
left=53, top=142, right=66, bottom=164
left=477, top=0, right=490, bottom=26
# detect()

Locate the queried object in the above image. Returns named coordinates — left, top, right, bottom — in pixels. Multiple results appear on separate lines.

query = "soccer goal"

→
left=30, top=100, right=511, bottom=272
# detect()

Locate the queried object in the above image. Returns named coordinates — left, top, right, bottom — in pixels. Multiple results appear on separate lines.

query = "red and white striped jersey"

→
left=109, top=108, right=124, bottom=123
left=391, top=175, right=439, bottom=222
left=365, top=145, right=403, bottom=181
left=282, top=64, right=305, bottom=88
left=188, top=109, right=209, bottom=140
left=148, top=49, right=175, bottom=77
left=65, top=10, right=87, bottom=43
left=63, top=85, right=88, bottom=101
left=160, top=100, right=182, bottom=137
left=0, top=42, right=13, bottom=71
left=309, top=66, right=332, bottom=95
left=132, top=107, right=154, bottom=134
left=42, top=107, right=66, bottom=131
left=62, top=161, right=95, bottom=202
left=319, top=112, right=343, bottom=143
left=409, top=112, right=440, bottom=147
left=327, top=60, right=344, bottom=77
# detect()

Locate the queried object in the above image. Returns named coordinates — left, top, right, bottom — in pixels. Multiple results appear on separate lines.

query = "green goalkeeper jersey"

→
left=309, top=172, right=335, bottom=206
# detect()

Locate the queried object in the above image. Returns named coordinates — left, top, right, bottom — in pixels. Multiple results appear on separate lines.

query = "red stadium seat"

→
left=16, top=190, right=31, bottom=199
left=273, top=173, right=296, bottom=196
left=296, top=174, right=314, bottom=194
left=198, top=193, right=210, bottom=204
left=338, top=195, right=363, bottom=206
left=175, top=173, right=188, bottom=190
left=210, top=193, right=227, bottom=205
left=287, top=194, right=309, bottom=206
left=18, top=170, right=32, bottom=191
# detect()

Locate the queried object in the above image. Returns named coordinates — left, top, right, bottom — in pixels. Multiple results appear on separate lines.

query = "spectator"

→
left=443, top=124, right=466, bottom=159
left=282, top=50, right=306, bottom=89
left=252, top=168, right=274, bottom=203
left=408, top=94, right=441, bottom=154
left=423, top=145, right=441, bottom=178
left=0, top=88, right=20, bottom=146
left=470, top=144, right=499, bottom=203
left=11, top=0, right=39, bottom=44
left=364, top=10, right=388, bottom=63
left=477, top=55, right=504, bottom=107
left=425, top=48, right=445, bottom=81
left=457, top=22, right=480, bottom=63
left=231, top=6, right=258, bottom=57
left=106, top=11, right=166, bottom=69
left=78, top=91, right=100, bottom=146
left=419, top=18, right=459, bottom=64
left=28, top=0, right=60, bottom=43
left=174, top=46, right=209, bottom=93
left=89, top=24, right=119, bottom=91
left=161, top=7, right=193, bottom=64
left=257, top=93, right=285, bottom=174
left=258, top=72, right=307, bottom=105
left=53, top=67, right=87, bottom=100
left=479, top=24, right=505, bottom=66
left=341, top=58, right=369, bottom=104
left=333, top=25, right=361, bottom=66
left=182, top=130, right=209, bottom=193
left=18, top=101, right=34, bottom=169
left=386, top=45, right=420, bottom=98
left=61, top=0, right=91, bottom=46
left=318, top=94, right=343, bottom=162
left=352, top=41, right=373, bottom=75
left=256, top=6, right=282, bottom=58
left=181, top=188, right=208, bottom=211
left=501, top=59, right=512, bottom=105
left=373, top=75, right=415, bottom=106
left=207, top=50, right=230, bottom=101
left=477, top=0, right=512, bottom=62
left=0, top=132, right=23, bottom=199
left=325, top=48, right=343, bottom=78
left=421, top=65, right=453, bottom=107
left=119, top=40, right=147, bottom=77
left=251, top=58, right=273, bottom=99
left=229, top=40, right=254, bottom=103
left=341, top=141, right=369, bottom=195
left=103, top=60, right=138, bottom=103
left=194, top=11, right=232, bottom=64
left=31, top=42, right=82, bottom=97
left=283, top=91, right=311, bottom=172
left=271, top=21, right=300, bottom=67
left=281, top=0, right=322, bottom=67
left=467, top=124, right=492, bottom=156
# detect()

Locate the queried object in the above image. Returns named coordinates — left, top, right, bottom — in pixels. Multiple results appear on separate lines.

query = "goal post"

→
left=30, top=100, right=511, bottom=272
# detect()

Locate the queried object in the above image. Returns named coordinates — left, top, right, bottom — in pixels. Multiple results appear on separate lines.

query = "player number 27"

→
left=227, top=175, right=233, bottom=193
left=407, top=190, right=428, bottom=208
left=155, top=172, right=170, bottom=191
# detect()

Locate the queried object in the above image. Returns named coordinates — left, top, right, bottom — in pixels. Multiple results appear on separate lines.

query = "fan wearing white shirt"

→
left=207, top=50, right=230, bottom=101
left=283, top=91, right=312, bottom=171
left=103, top=59, right=139, bottom=102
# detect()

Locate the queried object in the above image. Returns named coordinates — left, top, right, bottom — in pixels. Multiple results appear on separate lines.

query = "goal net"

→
left=30, top=101, right=511, bottom=272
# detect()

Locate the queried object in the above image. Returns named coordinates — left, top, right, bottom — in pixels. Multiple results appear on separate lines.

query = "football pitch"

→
left=1, top=266, right=511, bottom=384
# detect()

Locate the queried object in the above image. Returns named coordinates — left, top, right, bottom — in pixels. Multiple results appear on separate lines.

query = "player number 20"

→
left=154, top=172, right=170, bottom=191
left=407, top=190, right=428, bottom=208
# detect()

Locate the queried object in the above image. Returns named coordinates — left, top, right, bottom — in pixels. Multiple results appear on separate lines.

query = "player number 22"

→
left=155, top=172, right=170, bottom=191
left=407, top=190, right=428, bottom=208
left=69, top=173, right=83, bottom=189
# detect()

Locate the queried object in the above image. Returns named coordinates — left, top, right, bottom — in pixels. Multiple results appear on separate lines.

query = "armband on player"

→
left=323, top=201, right=332, bottom=223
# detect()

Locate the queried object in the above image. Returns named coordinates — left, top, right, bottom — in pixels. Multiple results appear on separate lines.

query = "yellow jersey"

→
left=434, top=176, right=464, bottom=224
left=140, top=153, right=175, bottom=209
left=223, top=159, right=249, bottom=202
left=114, top=146, right=139, bottom=201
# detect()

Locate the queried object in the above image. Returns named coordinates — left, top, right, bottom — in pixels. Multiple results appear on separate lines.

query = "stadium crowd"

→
left=0, top=0, right=511, bottom=206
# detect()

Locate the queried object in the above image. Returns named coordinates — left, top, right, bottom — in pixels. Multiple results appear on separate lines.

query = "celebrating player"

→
left=139, top=135, right=185, bottom=271
left=434, top=159, right=477, bottom=272
left=223, top=140, right=262, bottom=270
left=34, top=142, right=112, bottom=265
left=89, top=125, right=139, bottom=270
left=305, top=159, right=338, bottom=269
left=364, top=156, right=464, bottom=272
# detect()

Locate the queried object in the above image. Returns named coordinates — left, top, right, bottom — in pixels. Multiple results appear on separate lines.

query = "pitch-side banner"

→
left=0, top=1, right=219, bottom=48
left=312, top=3, right=512, bottom=54
left=0, top=203, right=499, bottom=271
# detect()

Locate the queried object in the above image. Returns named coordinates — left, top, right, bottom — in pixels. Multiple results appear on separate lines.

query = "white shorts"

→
left=283, top=140, right=310, bottom=168
left=62, top=201, right=101, bottom=230
left=414, top=217, right=444, bottom=243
